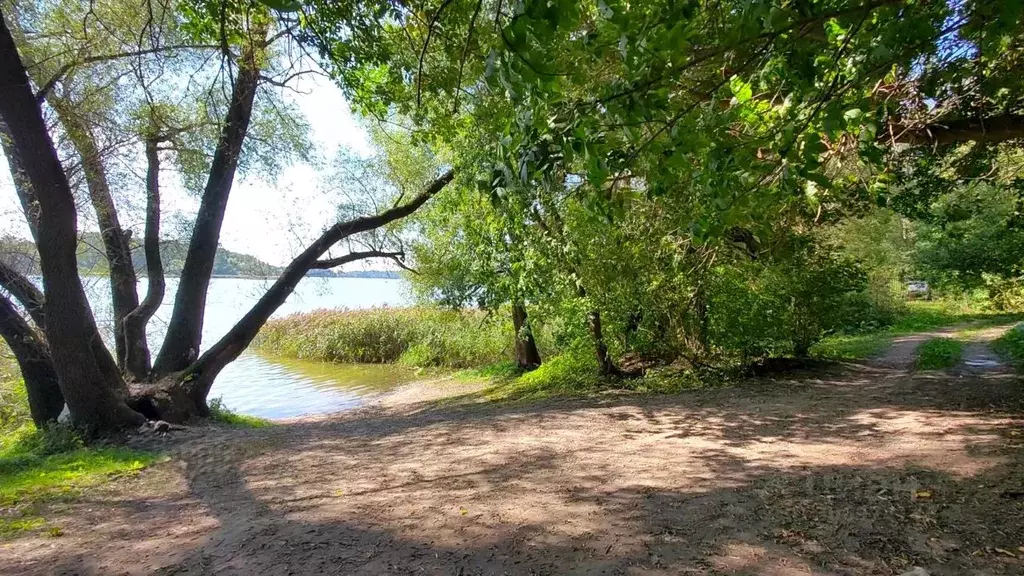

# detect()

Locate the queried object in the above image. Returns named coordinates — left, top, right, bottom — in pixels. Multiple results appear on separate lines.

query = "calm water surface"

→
left=83, top=277, right=413, bottom=419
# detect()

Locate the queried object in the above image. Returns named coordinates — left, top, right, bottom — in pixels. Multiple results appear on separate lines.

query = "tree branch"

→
left=312, top=250, right=405, bottom=270
left=417, top=0, right=456, bottom=108
left=0, top=259, right=46, bottom=329
left=889, top=113, right=1024, bottom=146
left=182, top=169, right=455, bottom=403
left=34, top=43, right=221, bottom=103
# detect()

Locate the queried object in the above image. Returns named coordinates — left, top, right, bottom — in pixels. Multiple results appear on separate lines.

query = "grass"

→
left=0, top=423, right=158, bottom=537
left=1, top=348, right=158, bottom=537
left=207, top=397, right=273, bottom=428
left=455, top=351, right=710, bottom=404
left=254, top=306, right=517, bottom=369
left=915, top=337, right=964, bottom=370
left=812, top=300, right=1024, bottom=361
left=992, top=324, right=1024, bottom=372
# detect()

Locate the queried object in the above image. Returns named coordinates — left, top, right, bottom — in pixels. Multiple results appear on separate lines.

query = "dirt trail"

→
left=2, top=326, right=1024, bottom=576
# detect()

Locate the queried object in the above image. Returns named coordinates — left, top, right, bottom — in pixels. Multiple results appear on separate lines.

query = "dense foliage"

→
left=1, top=0, right=1024, bottom=432
left=293, top=0, right=1024, bottom=374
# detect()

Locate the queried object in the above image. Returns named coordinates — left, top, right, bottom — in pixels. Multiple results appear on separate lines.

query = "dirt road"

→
left=3, top=326, right=1023, bottom=575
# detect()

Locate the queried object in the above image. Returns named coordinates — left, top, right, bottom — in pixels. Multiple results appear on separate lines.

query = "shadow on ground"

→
left=6, top=352, right=1024, bottom=575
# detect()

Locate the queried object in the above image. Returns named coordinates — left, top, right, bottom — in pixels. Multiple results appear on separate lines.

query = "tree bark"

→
left=889, top=113, right=1024, bottom=146
left=0, top=259, right=45, bottom=329
left=0, top=294, right=63, bottom=425
left=152, top=24, right=268, bottom=375
left=0, top=117, right=39, bottom=239
left=49, top=98, right=142, bottom=373
left=132, top=170, right=454, bottom=421
left=0, top=12, right=143, bottom=432
left=586, top=308, right=620, bottom=377
left=121, top=138, right=164, bottom=379
left=511, top=302, right=541, bottom=370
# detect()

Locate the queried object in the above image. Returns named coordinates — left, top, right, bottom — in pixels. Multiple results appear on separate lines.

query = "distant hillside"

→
left=1, top=233, right=280, bottom=278
left=1, top=234, right=402, bottom=279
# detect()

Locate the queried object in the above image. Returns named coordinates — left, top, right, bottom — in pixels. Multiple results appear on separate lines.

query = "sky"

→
left=0, top=73, right=378, bottom=268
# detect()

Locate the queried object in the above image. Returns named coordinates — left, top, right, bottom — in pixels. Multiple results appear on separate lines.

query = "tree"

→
left=0, top=0, right=454, bottom=431
left=297, top=0, right=1024, bottom=368
left=410, top=182, right=545, bottom=370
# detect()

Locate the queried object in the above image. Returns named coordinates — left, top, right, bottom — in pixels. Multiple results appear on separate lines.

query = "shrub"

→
left=0, top=348, right=29, bottom=434
left=915, top=338, right=963, bottom=370
left=707, top=247, right=871, bottom=360
left=992, top=324, right=1024, bottom=372
left=985, top=275, right=1024, bottom=312
left=483, top=351, right=602, bottom=401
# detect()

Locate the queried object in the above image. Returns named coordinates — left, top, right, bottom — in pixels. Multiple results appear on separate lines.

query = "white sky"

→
left=0, top=73, right=378, bottom=268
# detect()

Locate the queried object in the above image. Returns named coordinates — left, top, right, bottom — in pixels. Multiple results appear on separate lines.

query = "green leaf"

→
left=255, top=0, right=301, bottom=11
left=729, top=76, right=752, bottom=103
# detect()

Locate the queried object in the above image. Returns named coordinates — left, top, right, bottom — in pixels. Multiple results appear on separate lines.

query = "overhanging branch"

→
left=312, top=250, right=404, bottom=269
left=889, top=113, right=1024, bottom=146
left=35, top=43, right=221, bottom=103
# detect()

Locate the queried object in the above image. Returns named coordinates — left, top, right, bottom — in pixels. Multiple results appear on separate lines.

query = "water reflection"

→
left=81, top=277, right=412, bottom=419
left=211, top=353, right=419, bottom=419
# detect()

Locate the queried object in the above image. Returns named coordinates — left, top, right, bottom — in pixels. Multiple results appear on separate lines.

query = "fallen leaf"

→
left=333, top=489, right=344, bottom=497
left=914, top=489, right=933, bottom=499
left=459, top=507, right=468, bottom=516
left=995, top=548, right=1016, bottom=558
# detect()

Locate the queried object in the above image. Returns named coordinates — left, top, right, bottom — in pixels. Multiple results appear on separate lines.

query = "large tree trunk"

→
left=0, top=260, right=45, bottom=329
left=50, top=98, right=142, bottom=375
left=0, top=294, right=63, bottom=425
left=152, top=25, right=268, bottom=376
left=511, top=302, right=542, bottom=370
left=133, top=171, right=455, bottom=421
left=0, top=13, right=143, bottom=432
left=121, top=138, right=165, bottom=379
left=0, top=118, right=39, bottom=239
left=586, top=308, right=621, bottom=377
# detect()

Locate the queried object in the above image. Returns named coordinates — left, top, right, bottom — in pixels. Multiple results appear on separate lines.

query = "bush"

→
left=483, top=351, right=602, bottom=401
left=915, top=338, right=963, bottom=370
left=992, top=324, right=1024, bottom=372
left=707, top=247, right=871, bottom=360
left=0, top=349, right=30, bottom=434
left=985, top=275, right=1024, bottom=312
left=254, top=306, right=514, bottom=369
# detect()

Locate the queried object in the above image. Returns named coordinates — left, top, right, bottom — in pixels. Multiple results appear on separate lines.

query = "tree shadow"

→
left=21, top=363, right=1024, bottom=575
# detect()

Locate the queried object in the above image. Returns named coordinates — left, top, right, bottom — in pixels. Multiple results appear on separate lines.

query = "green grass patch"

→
left=0, top=423, right=157, bottom=538
left=2, top=348, right=158, bottom=537
left=812, top=300, right=1024, bottom=361
left=992, top=324, right=1024, bottom=372
left=207, top=397, right=273, bottom=428
left=254, top=306, right=517, bottom=369
left=915, top=337, right=964, bottom=370
left=481, top=353, right=603, bottom=402
left=469, top=352, right=710, bottom=404
left=809, top=332, right=892, bottom=360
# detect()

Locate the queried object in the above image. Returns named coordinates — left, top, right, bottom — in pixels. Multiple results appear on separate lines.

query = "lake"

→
left=82, top=276, right=414, bottom=419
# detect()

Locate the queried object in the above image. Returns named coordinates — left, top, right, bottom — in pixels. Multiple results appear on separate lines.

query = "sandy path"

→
left=2, top=327, right=1023, bottom=576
